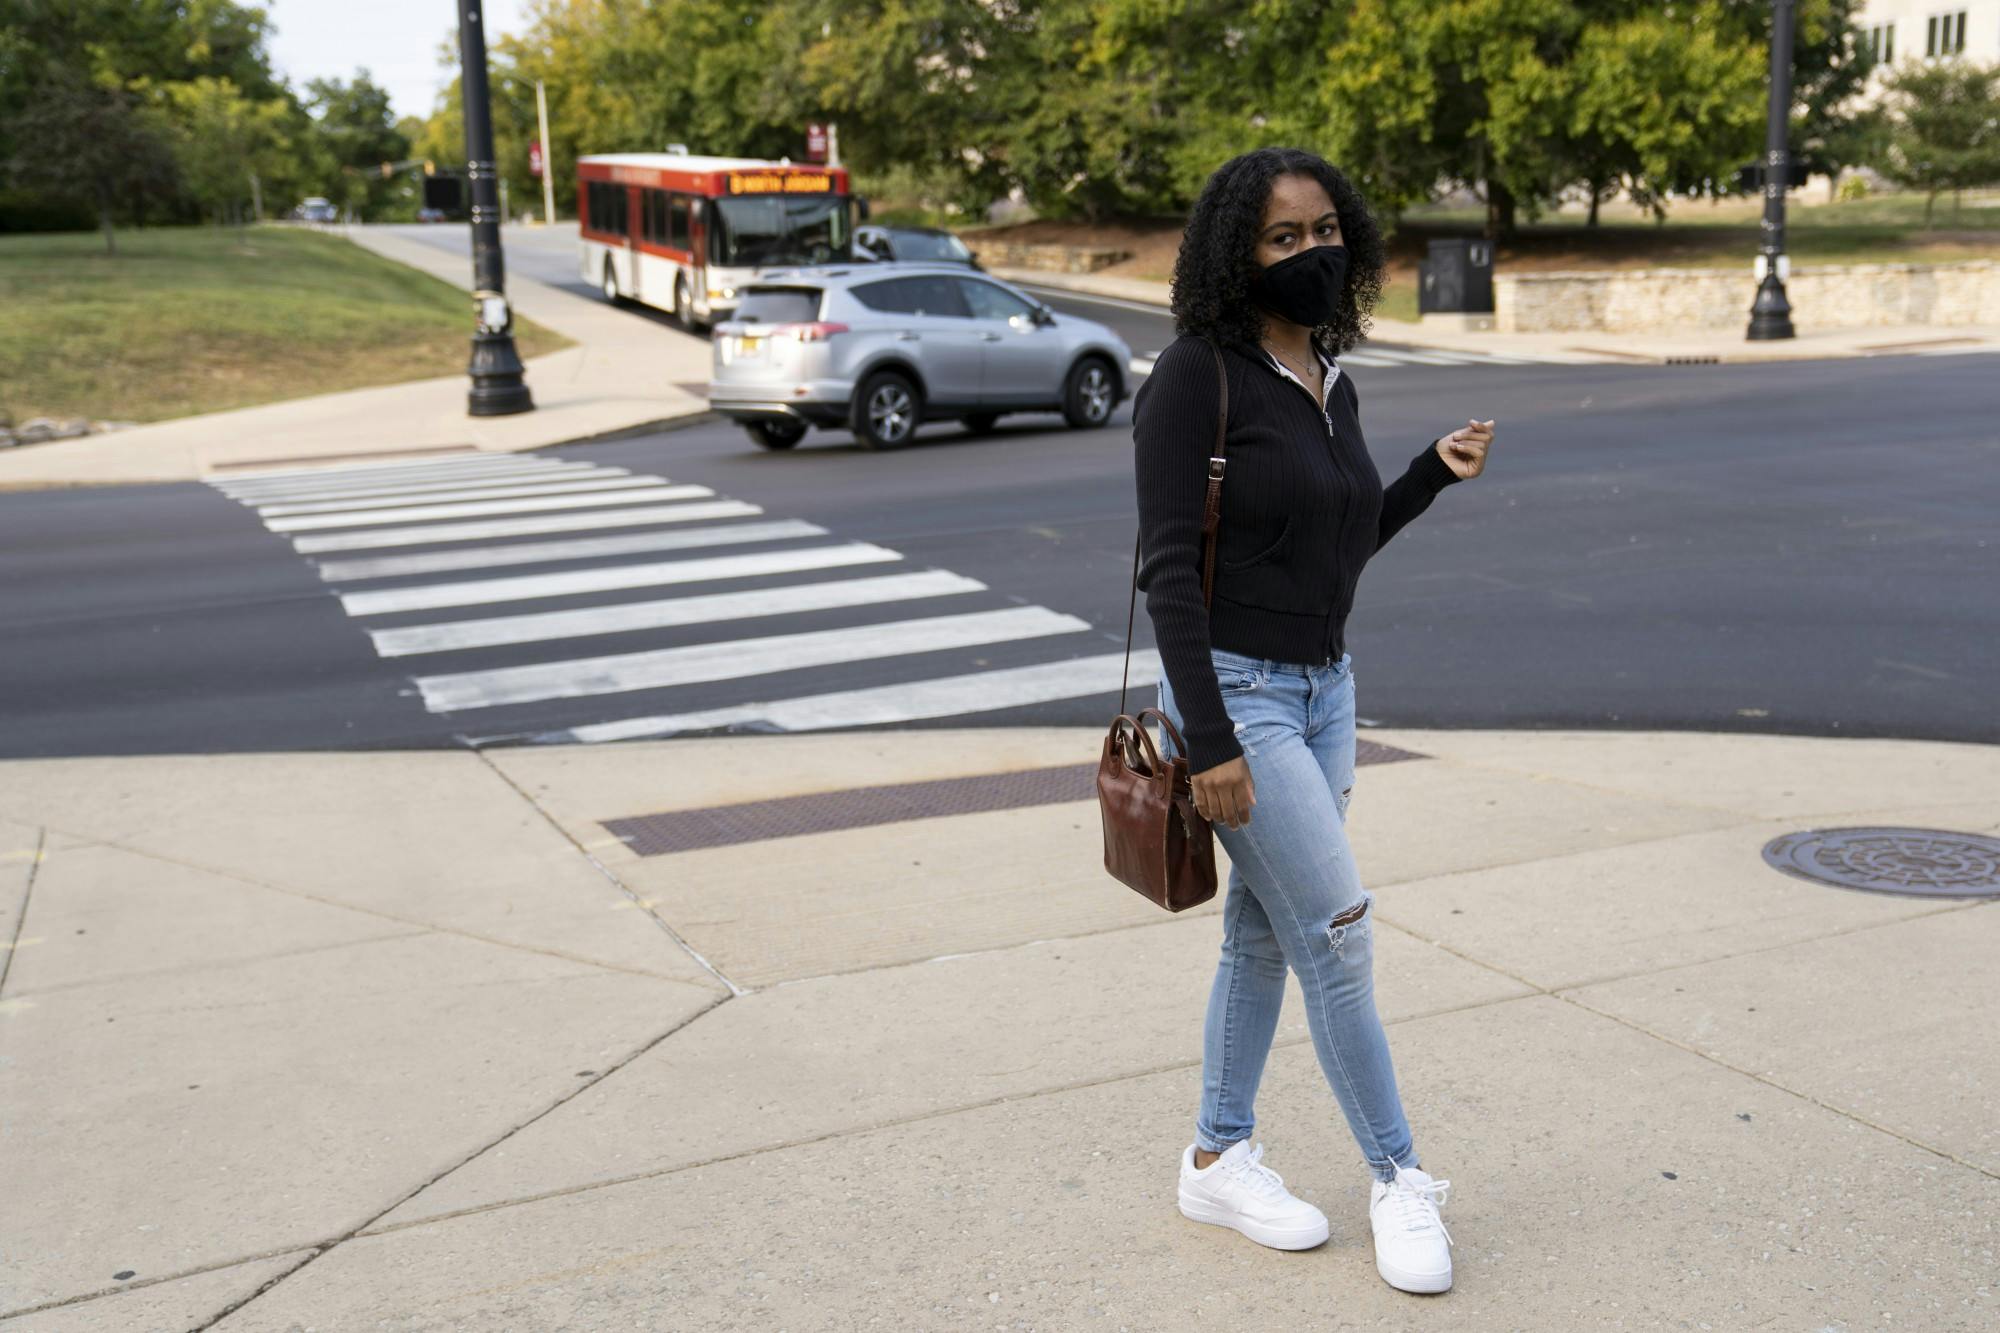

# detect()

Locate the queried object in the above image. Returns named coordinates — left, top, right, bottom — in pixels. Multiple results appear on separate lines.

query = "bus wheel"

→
left=601, top=263, right=621, bottom=304
left=853, top=371, right=920, bottom=451
left=747, top=419, right=806, bottom=451
left=675, top=276, right=711, bottom=335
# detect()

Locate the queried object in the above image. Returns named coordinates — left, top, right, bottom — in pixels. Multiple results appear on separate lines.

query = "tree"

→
left=3, top=75, right=176, bottom=251
left=155, top=75, right=294, bottom=224
left=1562, top=4, right=1766, bottom=223
left=304, top=72, right=410, bottom=220
left=1876, top=59, right=2000, bottom=224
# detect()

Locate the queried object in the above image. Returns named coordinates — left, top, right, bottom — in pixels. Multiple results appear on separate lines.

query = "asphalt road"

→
left=1, top=225, right=1992, bottom=757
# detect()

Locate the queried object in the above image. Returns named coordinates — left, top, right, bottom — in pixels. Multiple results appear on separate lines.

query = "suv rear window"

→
left=735, top=287, right=822, bottom=324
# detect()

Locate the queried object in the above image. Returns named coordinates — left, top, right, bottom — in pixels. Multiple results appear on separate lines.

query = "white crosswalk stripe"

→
left=289, top=500, right=766, bottom=553
left=217, top=458, right=569, bottom=495
left=211, top=451, right=512, bottom=482
left=527, top=651, right=1165, bottom=744
left=413, top=606, right=1093, bottom=712
left=369, top=569, right=987, bottom=657
left=208, top=450, right=1147, bottom=742
left=313, top=519, right=830, bottom=582
left=255, top=474, right=664, bottom=517
left=265, top=484, right=716, bottom=532
left=336, top=542, right=905, bottom=616
left=226, top=464, right=617, bottom=506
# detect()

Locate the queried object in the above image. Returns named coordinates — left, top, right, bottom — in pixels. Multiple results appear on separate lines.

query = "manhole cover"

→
left=1761, top=827, right=2000, bottom=899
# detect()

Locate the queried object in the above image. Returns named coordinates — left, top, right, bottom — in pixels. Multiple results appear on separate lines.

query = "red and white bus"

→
left=575, top=153, right=858, bottom=331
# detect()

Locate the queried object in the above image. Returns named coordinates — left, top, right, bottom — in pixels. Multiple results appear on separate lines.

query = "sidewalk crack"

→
left=185, top=993, right=728, bottom=1331
left=11, top=818, right=702, bottom=989
left=0, top=826, right=47, bottom=998
left=473, top=751, right=746, bottom=997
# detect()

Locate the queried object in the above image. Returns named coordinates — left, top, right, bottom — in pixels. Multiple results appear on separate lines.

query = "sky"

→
left=263, top=0, right=532, bottom=122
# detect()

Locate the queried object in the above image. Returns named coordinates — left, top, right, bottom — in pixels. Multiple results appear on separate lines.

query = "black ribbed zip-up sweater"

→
left=1133, top=335, right=1462, bottom=773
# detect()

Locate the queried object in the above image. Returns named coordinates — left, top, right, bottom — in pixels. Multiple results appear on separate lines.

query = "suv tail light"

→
left=775, top=321, right=850, bottom=342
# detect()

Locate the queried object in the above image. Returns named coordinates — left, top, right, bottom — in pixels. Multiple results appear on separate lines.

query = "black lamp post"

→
left=1747, top=0, right=1797, bottom=340
left=456, top=0, right=533, bottom=414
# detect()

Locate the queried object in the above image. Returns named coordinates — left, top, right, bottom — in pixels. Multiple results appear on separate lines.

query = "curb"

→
left=989, top=265, right=2000, bottom=366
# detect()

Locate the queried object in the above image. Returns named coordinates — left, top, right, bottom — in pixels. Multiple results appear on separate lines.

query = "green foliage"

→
left=6, top=0, right=1884, bottom=240
left=1875, top=59, right=2000, bottom=224
left=303, top=73, right=412, bottom=217
left=0, top=0, right=417, bottom=233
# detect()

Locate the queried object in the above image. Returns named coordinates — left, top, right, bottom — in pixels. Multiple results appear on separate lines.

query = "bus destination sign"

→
left=726, top=171, right=833, bottom=195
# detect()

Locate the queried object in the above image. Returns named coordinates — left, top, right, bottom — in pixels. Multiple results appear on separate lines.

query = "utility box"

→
left=1418, top=238, right=1495, bottom=314
left=423, top=174, right=465, bottom=216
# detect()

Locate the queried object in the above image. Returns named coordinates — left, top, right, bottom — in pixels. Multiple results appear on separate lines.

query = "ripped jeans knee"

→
left=1325, top=892, right=1372, bottom=960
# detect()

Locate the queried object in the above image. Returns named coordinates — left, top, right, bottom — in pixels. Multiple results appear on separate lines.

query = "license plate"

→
left=737, top=335, right=763, bottom=356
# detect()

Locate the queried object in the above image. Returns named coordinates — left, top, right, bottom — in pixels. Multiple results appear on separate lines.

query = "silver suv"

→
left=707, top=264, right=1133, bottom=451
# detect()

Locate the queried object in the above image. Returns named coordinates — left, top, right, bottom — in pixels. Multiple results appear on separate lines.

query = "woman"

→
left=1132, top=147, right=1494, bottom=1295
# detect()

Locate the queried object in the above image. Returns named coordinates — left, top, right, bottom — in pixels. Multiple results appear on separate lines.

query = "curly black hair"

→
left=1169, top=147, right=1385, bottom=357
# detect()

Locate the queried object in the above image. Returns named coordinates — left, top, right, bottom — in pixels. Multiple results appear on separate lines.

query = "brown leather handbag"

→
left=1098, top=342, right=1228, bottom=912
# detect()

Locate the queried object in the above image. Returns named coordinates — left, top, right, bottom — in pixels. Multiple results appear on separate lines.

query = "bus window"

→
left=586, top=181, right=628, bottom=237
left=709, top=194, right=852, bottom=268
left=668, top=197, right=691, bottom=252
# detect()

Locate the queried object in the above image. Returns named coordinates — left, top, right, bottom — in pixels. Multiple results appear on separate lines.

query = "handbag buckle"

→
left=1208, top=456, right=1227, bottom=480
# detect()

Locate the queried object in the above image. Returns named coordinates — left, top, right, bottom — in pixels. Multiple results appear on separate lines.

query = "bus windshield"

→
left=710, top=194, right=852, bottom=268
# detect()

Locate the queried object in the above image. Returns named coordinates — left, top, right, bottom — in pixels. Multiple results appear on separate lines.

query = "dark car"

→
left=853, top=225, right=981, bottom=269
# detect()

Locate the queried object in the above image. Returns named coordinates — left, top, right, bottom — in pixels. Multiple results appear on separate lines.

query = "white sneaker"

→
left=1369, top=1165, right=1453, bottom=1293
left=1177, top=1140, right=1330, bottom=1250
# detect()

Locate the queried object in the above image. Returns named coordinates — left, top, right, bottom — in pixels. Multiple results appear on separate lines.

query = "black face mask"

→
left=1251, top=244, right=1349, bottom=328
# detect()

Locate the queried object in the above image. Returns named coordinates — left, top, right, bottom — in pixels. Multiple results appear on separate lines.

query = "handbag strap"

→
left=1120, top=341, right=1230, bottom=718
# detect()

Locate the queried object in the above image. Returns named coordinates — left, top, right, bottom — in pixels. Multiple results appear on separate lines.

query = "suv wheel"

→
left=962, top=413, right=1000, bottom=436
left=601, top=262, right=621, bottom=304
left=854, top=370, right=921, bottom=450
left=746, top=419, right=807, bottom=451
left=1062, top=356, right=1117, bottom=429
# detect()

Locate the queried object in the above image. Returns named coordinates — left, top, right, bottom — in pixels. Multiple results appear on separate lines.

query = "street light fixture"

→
left=1747, top=0, right=1798, bottom=341
left=456, top=0, right=534, bottom=415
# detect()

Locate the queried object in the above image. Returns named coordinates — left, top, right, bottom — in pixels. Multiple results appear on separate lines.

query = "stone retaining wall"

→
left=1495, top=261, right=2000, bottom=333
left=961, top=241, right=1132, bottom=274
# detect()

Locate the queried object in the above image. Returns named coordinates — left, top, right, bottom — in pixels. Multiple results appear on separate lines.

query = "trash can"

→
left=1417, top=238, right=1495, bottom=315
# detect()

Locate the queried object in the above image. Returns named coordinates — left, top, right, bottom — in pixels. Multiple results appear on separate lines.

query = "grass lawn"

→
left=0, top=226, right=569, bottom=424
left=963, top=188, right=2000, bottom=325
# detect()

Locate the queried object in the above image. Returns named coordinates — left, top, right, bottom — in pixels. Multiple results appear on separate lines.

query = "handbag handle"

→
left=1111, top=706, right=1191, bottom=779
left=1120, top=342, right=1229, bottom=719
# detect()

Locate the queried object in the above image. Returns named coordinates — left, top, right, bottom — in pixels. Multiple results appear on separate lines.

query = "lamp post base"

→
left=1746, top=273, right=1795, bottom=341
left=467, top=331, right=535, bottom=416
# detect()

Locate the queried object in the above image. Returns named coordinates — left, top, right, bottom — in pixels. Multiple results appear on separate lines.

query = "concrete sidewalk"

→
left=0, top=227, right=712, bottom=490
left=997, top=265, right=2000, bottom=365
left=2, top=728, right=1995, bottom=1328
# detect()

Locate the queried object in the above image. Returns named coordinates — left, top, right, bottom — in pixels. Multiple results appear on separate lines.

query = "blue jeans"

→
left=1159, top=647, right=1420, bottom=1183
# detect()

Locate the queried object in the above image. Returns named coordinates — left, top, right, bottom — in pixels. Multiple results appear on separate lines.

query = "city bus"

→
left=575, top=152, right=859, bottom=331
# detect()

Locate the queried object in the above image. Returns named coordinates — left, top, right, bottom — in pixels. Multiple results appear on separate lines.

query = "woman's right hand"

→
left=1192, top=756, right=1256, bottom=830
